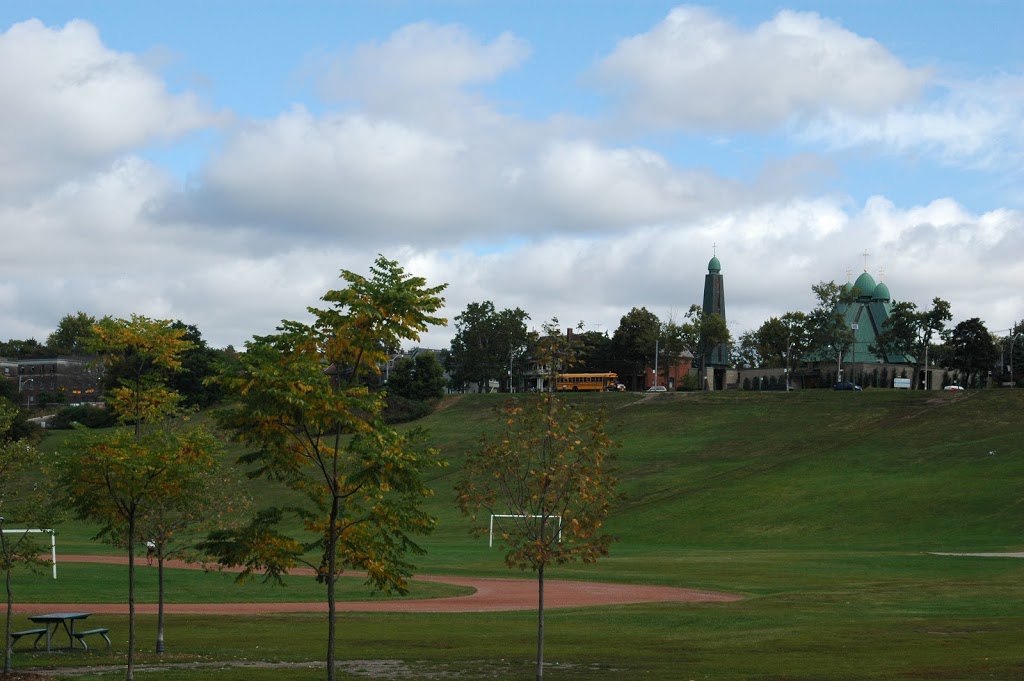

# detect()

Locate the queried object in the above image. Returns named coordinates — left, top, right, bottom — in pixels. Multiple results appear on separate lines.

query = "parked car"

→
left=646, top=385, right=668, bottom=393
left=944, top=384, right=965, bottom=391
left=833, top=381, right=862, bottom=391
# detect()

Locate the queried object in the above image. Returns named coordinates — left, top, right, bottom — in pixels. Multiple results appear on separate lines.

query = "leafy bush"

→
left=382, top=395, right=436, bottom=424
left=49, top=404, right=118, bottom=429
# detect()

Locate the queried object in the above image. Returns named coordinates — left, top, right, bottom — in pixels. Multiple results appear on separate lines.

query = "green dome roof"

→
left=853, top=271, right=877, bottom=297
left=872, top=282, right=891, bottom=301
left=708, top=256, right=721, bottom=273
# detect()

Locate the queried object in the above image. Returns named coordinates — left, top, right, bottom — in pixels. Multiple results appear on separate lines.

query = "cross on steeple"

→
left=878, top=266, right=885, bottom=281
left=862, top=249, right=870, bottom=272
left=846, top=267, right=853, bottom=283
left=713, top=242, right=717, bottom=257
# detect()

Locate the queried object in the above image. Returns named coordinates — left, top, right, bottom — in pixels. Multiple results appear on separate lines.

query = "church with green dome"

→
left=838, top=269, right=914, bottom=365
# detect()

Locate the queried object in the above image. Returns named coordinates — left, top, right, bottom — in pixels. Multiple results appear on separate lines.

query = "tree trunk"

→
left=326, top=492, right=340, bottom=681
left=156, top=555, right=165, bottom=654
left=127, top=520, right=137, bottom=681
left=4, top=562, right=13, bottom=674
left=536, top=562, right=545, bottom=681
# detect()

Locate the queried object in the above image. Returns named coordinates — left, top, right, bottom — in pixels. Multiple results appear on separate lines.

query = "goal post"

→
left=489, top=514, right=562, bottom=547
left=1, top=528, right=58, bottom=579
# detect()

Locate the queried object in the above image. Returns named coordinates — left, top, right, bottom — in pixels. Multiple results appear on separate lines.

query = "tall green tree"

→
left=871, top=298, right=952, bottom=388
left=945, top=317, right=999, bottom=387
left=749, top=312, right=809, bottom=369
left=166, top=322, right=223, bottom=408
left=448, top=302, right=530, bottom=392
left=573, top=330, right=614, bottom=374
left=204, top=256, right=447, bottom=681
left=610, top=307, right=660, bottom=390
left=397, top=351, right=447, bottom=401
left=807, top=281, right=857, bottom=379
left=1, top=403, right=56, bottom=674
left=46, top=311, right=99, bottom=355
left=456, top=321, right=617, bottom=681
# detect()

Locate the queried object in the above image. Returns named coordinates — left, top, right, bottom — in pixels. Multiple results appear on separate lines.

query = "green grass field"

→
left=9, top=389, right=1024, bottom=680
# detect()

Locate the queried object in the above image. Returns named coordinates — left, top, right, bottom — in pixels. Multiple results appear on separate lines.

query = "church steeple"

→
left=699, top=251, right=729, bottom=389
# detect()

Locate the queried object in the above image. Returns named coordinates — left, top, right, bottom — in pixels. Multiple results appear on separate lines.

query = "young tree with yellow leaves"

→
left=203, top=256, right=447, bottom=681
left=60, top=315, right=221, bottom=680
left=456, top=320, right=617, bottom=681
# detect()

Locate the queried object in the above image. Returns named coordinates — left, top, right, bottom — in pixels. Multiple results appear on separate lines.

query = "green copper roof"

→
left=708, top=255, right=721, bottom=273
left=872, top=281, right=891, bottom=301
left=853, top=271, right=876, bottom=297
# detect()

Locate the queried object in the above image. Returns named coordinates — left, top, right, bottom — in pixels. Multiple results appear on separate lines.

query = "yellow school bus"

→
left=554, top=372, right=622, bottom=392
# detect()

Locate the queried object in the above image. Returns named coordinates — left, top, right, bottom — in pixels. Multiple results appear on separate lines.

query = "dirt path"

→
left=14, top=554, right=741, bottom=615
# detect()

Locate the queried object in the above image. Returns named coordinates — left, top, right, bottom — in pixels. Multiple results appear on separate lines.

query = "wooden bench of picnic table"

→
left=10, top=628, right=48, bottom=649
left=71, top=627, right=111, bottom=651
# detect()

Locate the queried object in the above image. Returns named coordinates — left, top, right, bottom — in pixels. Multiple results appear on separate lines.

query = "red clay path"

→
left=14, top=555, right=741, bottom=615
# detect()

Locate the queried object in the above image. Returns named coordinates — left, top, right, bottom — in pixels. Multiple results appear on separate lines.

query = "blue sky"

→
left=1, top=2, right=1022, bottom=349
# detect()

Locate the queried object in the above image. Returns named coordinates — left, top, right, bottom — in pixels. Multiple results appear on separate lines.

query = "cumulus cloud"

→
left=153, top=108, right=745, bottom=247
left=591, top=6, right=931, bottom=130
left=800, top=75, right=1024, bottom=171
left=318, top=21, right=530, bottom=128
left=0, top=19, right=223, bottom=198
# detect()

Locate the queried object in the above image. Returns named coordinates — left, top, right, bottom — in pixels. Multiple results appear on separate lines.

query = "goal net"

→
left=489, top=514, right=562, bottom=547
left=1, top=528, right=58, bottom=578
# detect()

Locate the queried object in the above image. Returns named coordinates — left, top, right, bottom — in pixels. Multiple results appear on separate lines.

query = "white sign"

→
left=893, top=378, right=911, bottom=389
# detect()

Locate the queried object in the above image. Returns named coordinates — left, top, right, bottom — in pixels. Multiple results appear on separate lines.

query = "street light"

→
left=18, top=376, right=34, bottom=408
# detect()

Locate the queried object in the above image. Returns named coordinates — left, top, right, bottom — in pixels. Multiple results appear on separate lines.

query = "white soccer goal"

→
left=489, top=514, right=562, bottom=547
left=1, top=528, right=58, bottom=579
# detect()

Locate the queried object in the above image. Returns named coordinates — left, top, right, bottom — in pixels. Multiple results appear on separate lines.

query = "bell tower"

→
left=699, top=252, right=729, bottom=389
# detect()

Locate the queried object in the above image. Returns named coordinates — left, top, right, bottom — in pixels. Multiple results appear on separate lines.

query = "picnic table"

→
left=26, top=612, right=108, bottom=651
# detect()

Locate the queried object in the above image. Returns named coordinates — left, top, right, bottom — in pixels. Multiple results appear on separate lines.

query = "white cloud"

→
left=0, top=19, right=223, bottom=198
left=592, top=7, right=930, bottom=130
left=800, top=75, right=1024, bottom=171
left=154, top=108, right=746, bottom=247
left=318, top=21, right=530, bottom=128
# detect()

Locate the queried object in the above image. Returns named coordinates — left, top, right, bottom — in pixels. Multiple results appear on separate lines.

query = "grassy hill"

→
left=410, top=389, right=1023, bottom=572
left=23, top=388, right=1024, bottom=680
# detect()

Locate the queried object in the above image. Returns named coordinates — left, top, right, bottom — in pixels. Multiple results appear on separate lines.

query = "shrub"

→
left=49, top=405, right=118, bottom=429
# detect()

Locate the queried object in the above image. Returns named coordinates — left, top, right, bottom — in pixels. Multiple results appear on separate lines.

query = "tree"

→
left=448, top=302, right=530, bottom=392
left=94, top=314, right=194, bottom=437
left=46, top=311, right=98, bottom=355
left=389, top=351, right=447, bottom=402
left=750, top=312, right=810, bottom=369
left=0, top=339, right=47, bottom=359
left=456, top=321, right=617, bottom=681
left=871, top=298, right=952, bottom=388
left=166, top=322, right=223, bottom=409
left=996, top=320, right=1024, bottom=385
left=573, top=330, right=614, bottom=374
left=137, top=438, right=239, bottom=655
left=59, top=315, right=213, bottom=680
left=945, top=318, right=999, bottom=387
left=807, top=281, right=857, bottom=379
left=203, top=256, right=447, bottom=681
left=1, top=403, right=56, bottom=674
left=610, top=307, right=660, bottom=390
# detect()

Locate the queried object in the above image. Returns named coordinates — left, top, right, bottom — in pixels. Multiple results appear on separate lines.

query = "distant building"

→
left=836, top=270, right=914, bottom=365
left=2, top=356, right=103, bottom=407
left=696, top=254, right=729, bottom=390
